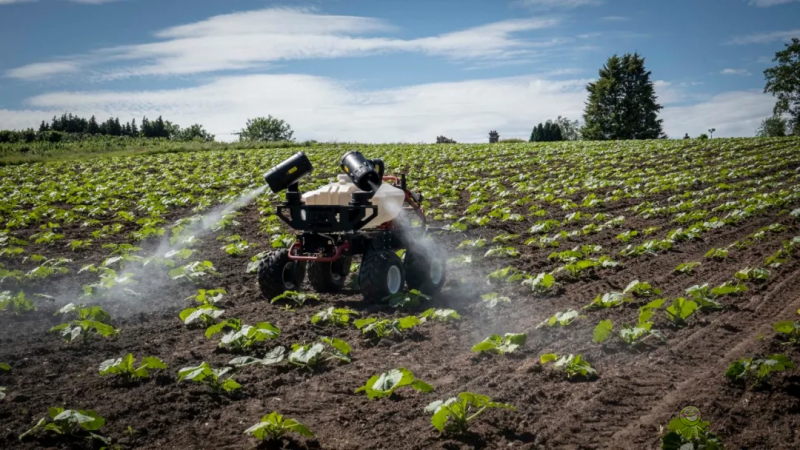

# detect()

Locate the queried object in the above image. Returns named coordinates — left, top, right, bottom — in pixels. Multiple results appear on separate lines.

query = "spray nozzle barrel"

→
left=341, top=151, right=383, bottom=192
left=264, top=152, right=314, bottom=193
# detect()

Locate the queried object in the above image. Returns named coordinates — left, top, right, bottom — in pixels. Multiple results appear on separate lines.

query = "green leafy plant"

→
left=484, top=246, right=519, bottom=258
left=471, top=333, right=527, bottom=355
left=661, top=415, right=723, bottom=450
left=675, top=262, right=701, bottom=274
left=522, top=272, right=557, bottom=294
left=384, top=289, right=430, bottom=308
left=168, top=261, right=220, bottom=283
left=311, top=307, right=359, bottom=326
left=99, top=354, right=167, bottom=381
left=271, top=290, right=319, bottom=307
left=584, top=291, right=630, bottom=310
left=480, top=292, right=511, bottom=308
left=355, top=368, right=433, bottom=399
left=220, top=235, right=253, bottom=256
left=486, top=266, right=526, bottom=284
left=623, top=280, right=661, bottom=297
left=244, top=412, right=314, bottom=442
left=665, top=298, right=698, bottom=327
left=206, top=319, right=280, bottom=350
left=180, top=305, right=224, bottom=328
left=229, top=346, right=287, bottom=368
left=178, top=362, right=241, bottom=393
left=0, top=291, right=36, bottom=315
left=50, top=303, right=118, bottom=343
left=774, top=311, right=800, bottom=344
left=425, top=392, right=516, bottom=433
left=354, top=316, right=421, bottom=339
left=704, top=248, right=729, bottom=260
left=288, top=337, right=352, bottom=369
left=735, top=267, right=769, bottom=283
left=594, top=300, right=666, bottom=346
left=185, top=288, right=227, bottom=306
left=537, top=310, right=582, bottom=328
left=420, top=308, right=461, bottom=323
left=540, top=353, right=597, bottom=379
left=19, top=407, right=107, bottom=442
left=725, top=354, right=795, bottom=387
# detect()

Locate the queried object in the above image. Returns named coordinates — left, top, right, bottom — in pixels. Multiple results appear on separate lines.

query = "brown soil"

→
left=3, top=169, right=800, bottom=450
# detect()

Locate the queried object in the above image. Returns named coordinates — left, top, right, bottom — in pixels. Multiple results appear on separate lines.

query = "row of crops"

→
left=1, top=137, right=800, bottom=448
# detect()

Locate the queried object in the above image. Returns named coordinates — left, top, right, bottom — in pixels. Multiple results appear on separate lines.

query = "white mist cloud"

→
left=720, top=68, right=752, bottom=76
left=517, top=0, right=602, bottom=8
left=2, top=73, right=774, bottom=141
left=6, top=61, right=80, bottom=80
left=728, top=28, right=800, bottom=44
left=748, top=0, right=800, bottom=6
left=8, top=8, right=562, bottom=80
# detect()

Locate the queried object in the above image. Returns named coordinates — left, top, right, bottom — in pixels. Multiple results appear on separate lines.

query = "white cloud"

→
left=0, top=0, right=36, bottom=3
left=661, top=90, right=774, bottom=138
left=728, top=28, right=800, bottom=44
left=8, top=8, right=562, bottom=79
left=748, top=0, right=800, bottom=6
left=0, top=73, right=773, bottom=141
left=720, top=68, right=752, bottom=76
left=517, top=0, right=601, bottom=8
left=5, top=61, right=80, bottom=79
left=1, top=0, right=122, bottom=4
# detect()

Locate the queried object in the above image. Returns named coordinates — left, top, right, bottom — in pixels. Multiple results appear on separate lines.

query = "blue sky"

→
left=1, top=0, right=798, bottom=142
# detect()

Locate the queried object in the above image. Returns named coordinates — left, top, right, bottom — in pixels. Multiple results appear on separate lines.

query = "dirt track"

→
left=3, top=150, right=800, bottom=449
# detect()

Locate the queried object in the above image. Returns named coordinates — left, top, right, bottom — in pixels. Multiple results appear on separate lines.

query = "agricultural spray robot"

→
left=257, top=151, right=446, bottom=302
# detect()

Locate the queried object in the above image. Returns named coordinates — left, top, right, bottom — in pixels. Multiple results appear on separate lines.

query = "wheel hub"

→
left=387, top=265, right=402, bottom=294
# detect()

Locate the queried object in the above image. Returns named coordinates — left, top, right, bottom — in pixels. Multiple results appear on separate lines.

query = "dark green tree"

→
left=239, top=116, right=294, bottom=142
left=764, top=37, right=800, bottom=135
left=530, top=120, right=564, bottom=142
left=87, top=116, right=100, bottom=134
left=756, top=116, right=788, bottom=137
left=583, top=53, right=664, bottom=140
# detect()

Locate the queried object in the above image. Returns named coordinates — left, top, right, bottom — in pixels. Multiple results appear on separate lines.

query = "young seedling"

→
left=622, top=280, right=661, bottom=298
left=735, top=267, right=769, bottom=283
left=419, top=308, right=461, bottom=323
left=49, top=303, right=118, bottom=343
left=354, top=316, right=421, bottom=339
left=178, top=362, right=241, bottom=393
left=540, top=353, right=597, bottom=379
left=704, top=248, right=729, bottom=260
left=245, top=412, right=314, bottom=442
left=584, top=292, right=631, bottom=310
left=288, top=337, right=352, bottom=369
left=99, top=354, right=168, bottom=382
left=674, top=262, right=701, bottom=274
left=271, top=290, right=319, bottom=307
left=184, top=288, right=227, bottom=306
left=486, top=266, right=526, bottom=284
left=484, top=246, right=519, bottom=258
left=481, top=293, right=511, bottom=308
left=684, top=284, right=724, bottom=310
left=168, top=261, right=220, bottom=283
left=19, top=408, right=107, bottom=443
left=665, top=298, right=698, bottom=327
left=725, top=354, right=795, bottom=387
left=594, top=300, right=667, bottom=346
left=384, top=289, right=430, bottom=308
left=355, top=368, right=433, bottom=399
left=206, top=319, right=280, bottom=350
left=229, top=346, right=287, bottom=368
left=661, top=415, right=723, bottom=450
left=522, top=272, right=557, bottom=295
left=311, top=307, right=359, bottom=327
left=425, top=392, right=516, bottom=433
left=0, top=291, right=36, bottom=315
left=472, top=333, right=527, bottom=355
left=774, top=311, right=800, bottom=344
left=0, top=387, right=5, bottom=400
left=537, top=310, right=582, bottom=328
left=180, top=305, right=224, bottom=328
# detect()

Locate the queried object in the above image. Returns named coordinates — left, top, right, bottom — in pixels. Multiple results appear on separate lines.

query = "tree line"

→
left=0, top=113, right=214, bottom=144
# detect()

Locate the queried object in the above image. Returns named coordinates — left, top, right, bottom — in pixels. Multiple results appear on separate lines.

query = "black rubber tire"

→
left=358, top=250, right=405, bottom=302
left=404, top=239, right=447, bottom=295
left=257, top=249, right=306, bottom=300
left=308, top=256, right=352, bottom=293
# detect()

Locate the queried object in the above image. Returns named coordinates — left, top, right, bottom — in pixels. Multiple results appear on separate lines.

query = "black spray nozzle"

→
left=264, top=152, right=313, bottom=193
left=341, top=151, right=383, bottom=192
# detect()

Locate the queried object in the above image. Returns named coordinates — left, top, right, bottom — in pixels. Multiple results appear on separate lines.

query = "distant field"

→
left=2, top=138, right=800, bottom=449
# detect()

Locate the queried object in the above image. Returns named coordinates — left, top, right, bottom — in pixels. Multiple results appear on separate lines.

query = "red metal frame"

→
left=287, top=241, right=350, bottom=262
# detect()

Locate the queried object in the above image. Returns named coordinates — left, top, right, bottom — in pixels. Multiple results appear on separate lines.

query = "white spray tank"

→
left=302, top=174, right=405, bottom=229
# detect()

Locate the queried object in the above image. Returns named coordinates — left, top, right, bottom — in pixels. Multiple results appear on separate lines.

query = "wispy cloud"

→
left=728, top=28, right=800, bottom=44
left=600, top=16, right=629, bottom=21
left=720, top=68, right=752, bottom=76
left=6, top=61, right=81, bottom=79
left=748, top=0, right=800, bottom=7
left=517, top=0, right=601, bottom=9
left=1, top=0, right=123, bottom=4
left=8, top=8, right=563, bottom=80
